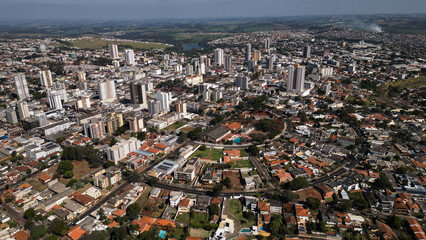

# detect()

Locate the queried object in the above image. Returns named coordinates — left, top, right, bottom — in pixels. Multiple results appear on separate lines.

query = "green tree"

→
left=63, top=170, right=74, bottom=179
left=24, top=208, right=35, bottom=219
left=223, top=177, right=232, bottom=189
left=30, top=225, right=47, bottom=239
left=247, top=145, right=259, bottom=156
left=126, top=204, right=141, bottom=220
left=208, top=204, right=220, bottom=216
left=49, top=218, right=68, bottom=236
left=199, top=145, right=207, bottom=151
left=210, top=183, right=223, bottom=197
left=288, top=177, right=308, bottom=190
left=386, top=215, right=401, bottom=230
left=306, top=197, right=321, bottom=210
left=56, top=160, right=74, bottom=174
left=109, top=137, right=118, bottom=147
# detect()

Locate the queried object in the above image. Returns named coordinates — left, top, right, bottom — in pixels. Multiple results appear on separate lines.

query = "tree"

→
left=110, top=226, right=128, bottom=240
left=56, top=137, right=64, bottom=144
left=98, top=208, right=106, bottom=220
left=208, top=204, right=220, bottom=216
left=63, top=170, right=74, bottom=179
left=199, top=145, right=207, bottom=151
left=247, top=145, right=259, bottom=156
left=109, top=137, right=118, bottom=147
left=126, top=204, right=141, bottom=220
left=49, top=218, right=68, bottom=236
left=223, top=177, right=232, bottom=189
left=386, top=215, right=401, bottom=230
left=280, top=189, right=299, bottom=203
left=306, top=197, right=321, bottom=210
left=30, top=225, right=47, bottom=239
left=210, top=183, right=223, bottom=197
left=288, top=177, right=308, bottom=190
left=66, top=178, right=77, bottom=187
left=24, top=208, right=35, bottom=219
left=56, top=160, right=74, bottom=175
left=123, top=170, right=141, bottom=183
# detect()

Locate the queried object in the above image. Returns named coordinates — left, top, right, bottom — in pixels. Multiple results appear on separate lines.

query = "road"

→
left=193, top=141, right=252, bottom=148
left=76, top=180, right=130, bottom=221
left=249, top=156, right=278, bottom=188
left=1, top=203, right=24, bottom=226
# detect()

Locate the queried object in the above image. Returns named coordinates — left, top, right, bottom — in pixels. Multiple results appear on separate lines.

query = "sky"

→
left=1, top=0, right=425, bottom=21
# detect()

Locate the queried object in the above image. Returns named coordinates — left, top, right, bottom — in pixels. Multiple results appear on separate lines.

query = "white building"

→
left=156, top=91, right=172, bottom=111
left=169, top=191, right=184, bottom=207
left=47, top=90, right=63, bottom=110
left=39, top=70, right=53, bottom=88
left=75, top=97, right=91, bottom=110
left=124, top=49, right=136, bottom=65
left=14, top=73, right=30, bottom=100
left=109, top=44, right=119, bottom=59
left=40, top=120, right=72, bottom=136
left=214, top=48, right=224, bottom=66
left=99, top=80, right=116, bottom=101
left=107, top=137, right=142, bottom=164
left=17, top=101, right=30, bottom=119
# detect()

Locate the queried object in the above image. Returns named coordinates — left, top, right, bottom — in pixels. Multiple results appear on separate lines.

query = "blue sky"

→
left=1, top=0, right=425, bottom=21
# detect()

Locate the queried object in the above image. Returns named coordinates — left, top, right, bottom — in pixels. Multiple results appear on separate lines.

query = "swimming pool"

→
left=241, top=229, right=251, bottom=233
left=233, top=137, right=241, bottom=143
left=159, top=230, right=166, bottom=238
left=260, top=226, right=268, bottom=232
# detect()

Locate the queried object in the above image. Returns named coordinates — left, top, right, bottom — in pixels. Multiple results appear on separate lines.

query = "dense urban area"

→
left=0, top=19, right=425, bottom=240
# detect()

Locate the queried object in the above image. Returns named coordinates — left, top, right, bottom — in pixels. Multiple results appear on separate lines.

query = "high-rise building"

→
left=148, top=100, right=162, bottom=115
left=75, top=97, right=91, bottom=110
left=129, top=116, right=144, bottom=132
left=245, top=43, right=252, bottom=62
left=124, top=49, right=136, bottom=65
left=253, top=51, right=261, bottom=62
left=99, top=80, right=116, bottom=101
left=14, top=73, right=30, bottom=100
left=78, top=71, right=86, bottom=82
left=324, top=84, right=331, bottom=96
left=17, top=101, right=30, bottom=119
left=35, top=112, right=47, bottom=127
left=112, top=60, right=120, bottom=68
left=109, top=44, right=119, bottom=59
left=39, top=44, right=47, bottom=53
left=203, top=90, right=212, bottom=102
left=214, top=48, right=224, bottom=66
left=39, top=70, right=53, bottom=88
left=5, top=109, right=18, bottom=124
left=156, top=91, right=171, bottom=111
left=303, top=45, right=311, bottom=58
left=224, top=55, right=232, bottom=70
left=105, top=112, right=124, bottom=134
left=287, top=65, right=306, bottom=93
left=267, top=56, right=274, bottom=71
left=176, top=101, right=187, bottom=113
left=235, top=75, right=249, bottom=90
left=265, top=38, right=271, bottom=49
left=211, top=90, right=223, bottom=102
left=84, top=119, right=106, bottom=139
left=130, top=82, right=148, bottom=108
left=47, top=90, right=63, bottom=110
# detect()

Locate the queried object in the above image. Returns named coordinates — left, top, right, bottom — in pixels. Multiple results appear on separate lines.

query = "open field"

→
left=223, top=171, right=243, bottom=189
left=232, top=160, right=253, bottom=169
left=189, top=228, right=211, bottom=239
left=67, top=38, right=170, bottom=50
left=388, top=75, right=426, bottom=89
left=175, top=212, right=190, bottom=224
left=294, top=187, right=322, bottom=202
left=210, top=149, right=222, bottom=161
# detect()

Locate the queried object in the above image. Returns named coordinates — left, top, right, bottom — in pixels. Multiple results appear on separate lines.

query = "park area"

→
left=232, top=160, right=253, bottom=169
left=229, top=199, right=256, bottom=228
left=66, top=38, right=170, bottom=50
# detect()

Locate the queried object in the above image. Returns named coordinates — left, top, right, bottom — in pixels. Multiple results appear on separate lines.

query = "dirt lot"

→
left=223, top=171, right=243, bottom=190
left=294, top=187, right=322, bottom=201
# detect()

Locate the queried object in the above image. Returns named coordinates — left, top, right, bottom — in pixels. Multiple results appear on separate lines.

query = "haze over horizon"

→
left=2, top=0, right=426, bottom=21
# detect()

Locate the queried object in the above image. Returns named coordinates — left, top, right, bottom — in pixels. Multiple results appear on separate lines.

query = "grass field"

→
left=175, top=212, right=190, bottom=224
left=168, top=228, right=185, bottom=239
left=388, top=75, right=426, bottom=89
left=210, top=149, right=222, bottom=161
left=134, top=186, right=152, bottom=208
left=190, top=213, right=209, bottom=227
left=239, top=149, right=248, bottom=157
left=162, top=121, right=185, bottom=132
left=68, top=38, right=170, bottom=50
left=190, top=148, right=210, bottom=159
left=232, top=160, right=253, bottom=169
left=189, top=228, right=211, bottom=239
left=229, top=199, right=255, bottom=228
